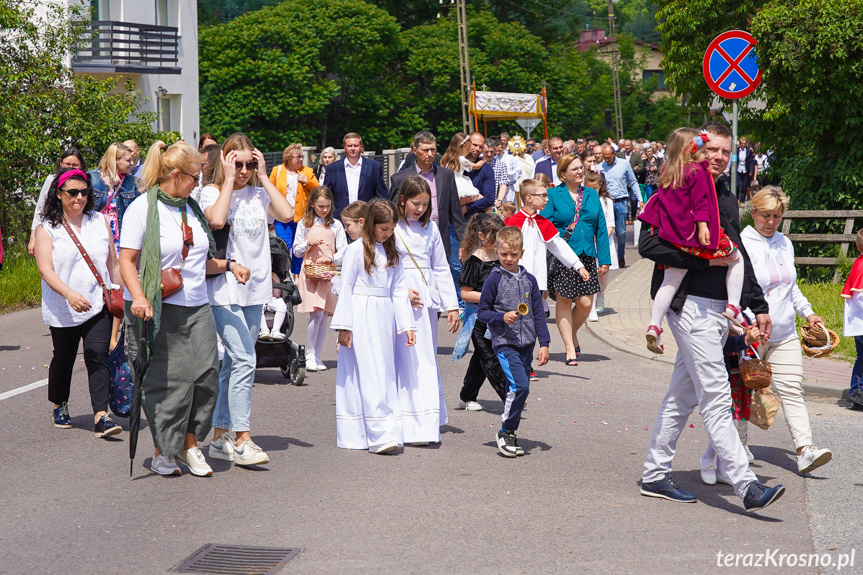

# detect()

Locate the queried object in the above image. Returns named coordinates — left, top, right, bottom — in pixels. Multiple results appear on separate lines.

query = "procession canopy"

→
left=469, top=90, right=546, bottom=120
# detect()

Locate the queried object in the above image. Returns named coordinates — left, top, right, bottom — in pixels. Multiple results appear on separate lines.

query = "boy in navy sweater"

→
left=478, top=226, right=550, bottom=457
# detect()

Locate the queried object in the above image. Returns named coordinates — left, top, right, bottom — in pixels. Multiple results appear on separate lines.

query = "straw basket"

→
left=304, top=244, right=335, bottom=279
left=739, top=357, right=772, bottom=390
left=800, top=324, right=840, bottom=358
left=304, top=262, right=335, bottom=279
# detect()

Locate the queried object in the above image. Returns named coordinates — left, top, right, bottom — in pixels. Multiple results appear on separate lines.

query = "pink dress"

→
left=297, top=223, right=338, bottom=314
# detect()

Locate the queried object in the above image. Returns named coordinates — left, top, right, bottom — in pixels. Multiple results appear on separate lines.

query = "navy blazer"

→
left=534, top=157, right=557, bottom=183
left=388, top=164, right=465, bottom=258
left=326, top=157, right=389, bottom=220
left=464, top=163, right=495, bottom=216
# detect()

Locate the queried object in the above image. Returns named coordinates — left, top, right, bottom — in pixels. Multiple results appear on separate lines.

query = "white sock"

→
left=650, top=267, right=687, bottom=328
left=271, top=309, right=286, bottom=333
left=307, top=310, right=327, bottom=362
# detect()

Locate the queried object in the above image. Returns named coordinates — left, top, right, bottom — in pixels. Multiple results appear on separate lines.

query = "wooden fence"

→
left=781, top=210, right=863, bottom=283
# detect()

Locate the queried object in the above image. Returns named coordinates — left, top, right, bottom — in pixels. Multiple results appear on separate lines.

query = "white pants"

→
left=738, top=335, right=812, bottom=450
left=642, top=296, right=757, bottom=498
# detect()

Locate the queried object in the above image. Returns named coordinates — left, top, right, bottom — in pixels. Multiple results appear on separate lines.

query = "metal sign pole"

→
left=730, top=100, right=738, bottom=197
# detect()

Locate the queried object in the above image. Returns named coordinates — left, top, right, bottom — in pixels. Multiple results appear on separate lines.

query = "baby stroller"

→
left=256, top=234, right=306, bottom=385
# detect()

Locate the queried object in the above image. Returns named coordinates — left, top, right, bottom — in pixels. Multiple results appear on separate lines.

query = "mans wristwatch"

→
left=227, top=259, right=236, bottom=274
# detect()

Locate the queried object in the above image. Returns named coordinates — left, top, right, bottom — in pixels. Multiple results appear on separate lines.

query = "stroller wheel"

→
left=281, top=344, right=306, bottom=386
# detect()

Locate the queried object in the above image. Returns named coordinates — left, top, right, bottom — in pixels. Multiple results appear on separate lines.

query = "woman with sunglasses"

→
left=120, top=140, right=237, bottom=477
left=34, top=167, right=123, bottom=437
left=540, top=154, right=611, bottom=366
left=200, top=132, right=294, bottom=468
left=28, top=149, right=87, bottom=256
left=269, top=143, right=319, bottom=277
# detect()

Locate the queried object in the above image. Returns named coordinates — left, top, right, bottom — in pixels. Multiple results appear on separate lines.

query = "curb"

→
left=585, top=266, right=846, bottom=400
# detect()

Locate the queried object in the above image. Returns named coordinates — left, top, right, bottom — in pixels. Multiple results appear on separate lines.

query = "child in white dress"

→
left=393, top=175, right=461, bottom=445
left=441, top=132, right=485, bottom=198
left=331, top=199, right=415, bottom=454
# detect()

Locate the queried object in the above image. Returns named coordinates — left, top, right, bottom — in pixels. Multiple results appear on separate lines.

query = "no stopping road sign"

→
left=702, top=30, right=762, bottom=99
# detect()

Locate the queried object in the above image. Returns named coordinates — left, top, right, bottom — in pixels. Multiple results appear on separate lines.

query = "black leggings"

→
left=48, top=310, right=112, bottom=414
left=459, top=320, right=508, bottom=403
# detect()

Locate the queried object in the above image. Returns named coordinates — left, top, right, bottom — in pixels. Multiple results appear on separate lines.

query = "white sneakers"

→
left=588, top=309, right=599, bottom=322
left=176, top=446, right=213, bottom=477
left=458, top=400, right=483, bottom=411
left=700, top=464, right=717, bottom=485
left=151, top=455, right=181, bottom=476
left=234, top=438, right=270, bottom=466
left=306, top=358, right=327, bottom=372
left=798, top=445, right=832, bottom=474
left=209, top=433, right=236, bottom=462
left=369, top=442, right=399, bottom=454
left=744, top=445, right=755, bottom=463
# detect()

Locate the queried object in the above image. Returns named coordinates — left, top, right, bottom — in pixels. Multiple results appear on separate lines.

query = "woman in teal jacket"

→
left=540, top=154, right=610, bottom=365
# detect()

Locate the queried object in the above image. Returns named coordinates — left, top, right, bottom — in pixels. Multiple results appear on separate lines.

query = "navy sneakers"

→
left=743, top=481, right=785, bottom=513
left=640, top=473, right=697, bottom=503
left=53, top=402, right=72, bottom=428
left=94, top=414, right=122, bottom=438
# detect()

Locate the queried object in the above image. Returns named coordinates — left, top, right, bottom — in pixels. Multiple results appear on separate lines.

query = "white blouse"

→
left=740, top=226, right=814, bottom=342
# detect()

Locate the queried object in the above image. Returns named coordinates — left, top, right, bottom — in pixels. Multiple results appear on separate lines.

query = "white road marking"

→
left=0, top=378, right=49, bottom=402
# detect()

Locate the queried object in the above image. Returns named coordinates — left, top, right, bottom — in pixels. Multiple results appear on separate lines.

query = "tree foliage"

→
left=0, top=0, right=174, bottom=242
left=199, top=1, right=687, bottom=151
left=751, top=0, right=863, bottom=210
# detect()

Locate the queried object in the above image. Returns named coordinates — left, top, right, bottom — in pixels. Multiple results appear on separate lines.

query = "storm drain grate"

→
left=170, top=544, right=301, bottom=575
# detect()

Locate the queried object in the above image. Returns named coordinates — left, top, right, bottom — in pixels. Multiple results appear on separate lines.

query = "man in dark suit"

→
left=736, top=137, right=756, bottom=205
left=389, top=131, right=465, bottom=259
left=325, top=132, right=389, bottom=220
left=533, top=137, right=566, bottom=186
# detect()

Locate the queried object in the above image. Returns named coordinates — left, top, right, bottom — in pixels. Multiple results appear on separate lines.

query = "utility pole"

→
left=606, top=0, right=624, bottom=140
left=455, top=0, right=472, bottom=133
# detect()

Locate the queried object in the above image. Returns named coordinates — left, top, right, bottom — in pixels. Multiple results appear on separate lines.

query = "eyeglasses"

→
left=289, top=155, right=303, bottom=160
left=235, top=161, right=258, bottom=172
left=570, top=166, right=585, bottom=172
left=60, top=161, right=81, bottom=169
left=62, top=188, right=88, bottom=197
left=180, top=170, right=201, bottom=182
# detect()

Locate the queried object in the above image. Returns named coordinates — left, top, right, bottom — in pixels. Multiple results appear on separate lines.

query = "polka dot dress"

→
left=550, top=254, right=600, bottom=300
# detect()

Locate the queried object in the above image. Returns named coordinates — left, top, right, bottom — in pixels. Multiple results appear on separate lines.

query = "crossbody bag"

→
left=62, top=221, right=124, bottom=319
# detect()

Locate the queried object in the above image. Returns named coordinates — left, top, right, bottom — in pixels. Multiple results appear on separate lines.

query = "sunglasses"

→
left=235, top=161, right=258, bottom=172
left=62, top=188, right=88, bottom=197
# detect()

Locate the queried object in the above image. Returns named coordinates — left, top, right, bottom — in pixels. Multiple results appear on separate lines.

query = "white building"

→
left=69, top=0, right=199, bottom=144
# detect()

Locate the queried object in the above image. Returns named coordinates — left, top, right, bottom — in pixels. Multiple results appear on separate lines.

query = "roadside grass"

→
left=0, top=247, right=41, bottom=313
left=796, top=281, right=854, bottom=363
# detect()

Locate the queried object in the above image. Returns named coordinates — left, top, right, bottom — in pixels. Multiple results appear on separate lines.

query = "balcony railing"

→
left=72, top=21, right=181, bottom=75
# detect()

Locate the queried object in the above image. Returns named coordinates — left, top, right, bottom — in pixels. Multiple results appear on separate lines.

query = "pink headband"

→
left=57, top=169, right=88, bottom=189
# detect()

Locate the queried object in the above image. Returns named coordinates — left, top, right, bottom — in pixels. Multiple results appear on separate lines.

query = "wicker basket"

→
left=800, top=324, right=840, bottom=358
left=304, top=262, right=335, bottom=279
left=739, top=355, right=773, bottom=390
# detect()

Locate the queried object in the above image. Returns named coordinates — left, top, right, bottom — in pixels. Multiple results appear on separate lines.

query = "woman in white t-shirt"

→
left=199, top=132, right=294, bottom=468
left=120, top=140, right=241, bottom=478
left=34, top=167, right=123, bottom=438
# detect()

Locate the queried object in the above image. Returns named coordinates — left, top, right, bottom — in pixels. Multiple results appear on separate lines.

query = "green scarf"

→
left=140, top=185, right=216, bottom=354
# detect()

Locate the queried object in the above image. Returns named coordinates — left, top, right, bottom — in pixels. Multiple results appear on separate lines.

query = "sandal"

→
left=646, top=325, right=664, bottom=354
left=565, top=358, right=578, bottom=366
left=575, top=346, right=581, bottom=358
left=722, top=304, right=746, bottom=335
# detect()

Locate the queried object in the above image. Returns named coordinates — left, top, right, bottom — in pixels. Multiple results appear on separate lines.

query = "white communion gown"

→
left=455, top=156, right=479, bottom=198
left=331, top=240, right=415, bottom=450
left=393, top=219, right=459, bottom=444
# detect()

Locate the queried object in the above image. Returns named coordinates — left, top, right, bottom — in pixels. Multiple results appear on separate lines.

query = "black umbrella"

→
left=129, top=320, right=151, bottom=477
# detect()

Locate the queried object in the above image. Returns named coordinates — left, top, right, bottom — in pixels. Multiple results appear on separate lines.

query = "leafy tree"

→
left=751, top=0, right=863, bottom=210
left=199, top=0, right=404, bottom=151
left=0, top=0, right=174, bottom=242
left=654, top=0, right=767, bottom=111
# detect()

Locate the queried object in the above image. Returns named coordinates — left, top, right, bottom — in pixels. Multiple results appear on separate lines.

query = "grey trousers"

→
left=642, top=296, right=757, bottom=498
left=126, top=302, right=220, bottom=457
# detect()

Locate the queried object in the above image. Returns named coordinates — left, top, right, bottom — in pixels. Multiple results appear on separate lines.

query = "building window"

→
left=157, top=0, right=169, bottom=26
left=158, top=96, right=172, bottom=132
left=92, top=0, right=109, bottom=19
left=643, top=69, right=667, bottom=91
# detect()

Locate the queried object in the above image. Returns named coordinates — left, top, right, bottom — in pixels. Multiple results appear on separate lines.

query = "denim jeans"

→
left=851, top=336, right=863, bottom=392
left=211, top=304, right=263, bottom=432
left=612, top=199, right=628, bottom=260
left=449, top=224, right=465, bottom=309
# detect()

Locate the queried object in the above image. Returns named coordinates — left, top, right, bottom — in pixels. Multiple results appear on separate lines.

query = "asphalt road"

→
left=0, top=254, right=859, bottom=574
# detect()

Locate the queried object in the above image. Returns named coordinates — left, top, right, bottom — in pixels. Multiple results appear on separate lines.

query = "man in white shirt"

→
left=325, top=132, right=388, bottom=220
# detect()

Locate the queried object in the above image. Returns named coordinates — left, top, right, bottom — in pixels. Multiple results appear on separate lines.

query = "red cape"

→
left=842, top=255, right=863, bottom=298
left=506, top=210, right=560, bottom=242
